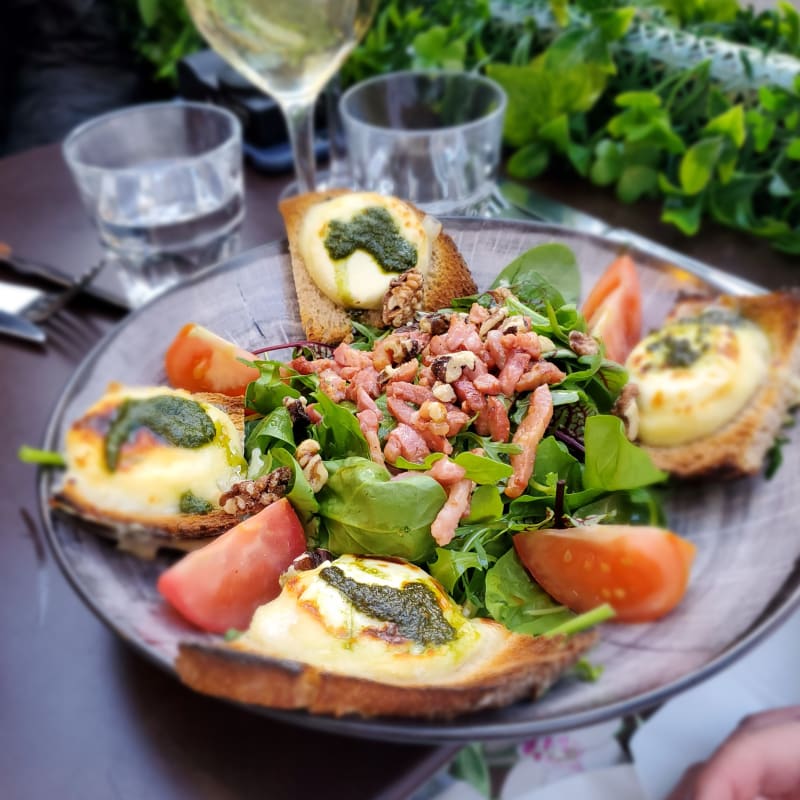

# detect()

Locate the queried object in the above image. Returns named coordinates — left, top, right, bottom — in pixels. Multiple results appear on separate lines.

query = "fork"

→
left=23, top=259, right=107, bottom=324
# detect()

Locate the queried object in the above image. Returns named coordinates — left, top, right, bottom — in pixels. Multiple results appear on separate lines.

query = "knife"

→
left=0, top=308, right=46, bottom=344
left=497, top=180, right=764, bottom=296
left=0, top=242, right=128, bottom=310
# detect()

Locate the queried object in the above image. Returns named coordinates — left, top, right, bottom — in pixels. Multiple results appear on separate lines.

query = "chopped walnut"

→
left=478, top=307, right=508, bottom=337
left=612, top=383, right=640, bottom=441
left=430, top=351, right=477, bottom=383
left=219, top=467, right=291, bottom=515
left=296, top=439, right=329, bottom=492
left=500, top=315, right=531, bottom=335
left=382, top=269, right=424, bottom=328
left=418, top=312, right=450, bottom=336
left=432, top=381, right=457, bottom=403
left=487, top=287, right=512, bottom=305
left=537, top=335, right=557, bottom=355
left=569, top=330, right=601, bottom=357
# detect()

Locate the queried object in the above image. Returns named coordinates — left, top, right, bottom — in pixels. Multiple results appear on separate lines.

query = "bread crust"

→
left=176, top=627, right=596, bottom=719
left=641, top=291, right=800, bottom=479
left=53, top=392, right=247, bottom=539
left=279, top=190, right=477, bottom=344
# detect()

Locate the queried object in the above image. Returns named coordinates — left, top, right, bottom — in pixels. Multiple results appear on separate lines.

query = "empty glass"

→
left=63, top=102, right=244, bottom=306
left=340, top=71, right=507, bottom=216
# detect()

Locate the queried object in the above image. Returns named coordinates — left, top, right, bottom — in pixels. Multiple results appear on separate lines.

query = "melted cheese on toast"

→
left=626, top=315, right=770, bottom=447
left=298, top=192, right=440, bottom=310
left=61, top=385, right=245, bottom=519
left=233, top=555, right=514, bottom=686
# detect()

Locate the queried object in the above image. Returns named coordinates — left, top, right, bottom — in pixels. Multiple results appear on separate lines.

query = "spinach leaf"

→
left=317, top=458, right=446, bottom=563
left=246, top=360, right=302, bottom=415
left=245, top=406, right=295, bottom=458
left=270, top=447, right=320, bottom=524
left=583, top=415, right=668, bottom=491
left=312, top=391, right=370, bottom=460
left=490, top=243, right=581, bottom=308
left=463, top=485, right=505, bottom=523
left=484, top=549, right=577, bottom=635
left=533, top=436, right=583, bottom=489
left=573, top=486, right=666, bottom=527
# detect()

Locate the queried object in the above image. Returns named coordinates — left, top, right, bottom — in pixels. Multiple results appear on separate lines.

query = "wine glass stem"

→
left=283, top=101, right=316, bottom=193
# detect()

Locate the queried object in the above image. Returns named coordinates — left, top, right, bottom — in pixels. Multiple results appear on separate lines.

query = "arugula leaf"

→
left=429, top=548, right=486, bottom=595
left=18, top=446, right=65, bottom=467
left=246, top=360, right=301, bottom=414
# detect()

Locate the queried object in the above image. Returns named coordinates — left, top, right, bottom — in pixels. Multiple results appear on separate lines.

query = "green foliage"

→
left=349, top=0, right=799, bottom=252
left=122, top=0, right=204, bottom=84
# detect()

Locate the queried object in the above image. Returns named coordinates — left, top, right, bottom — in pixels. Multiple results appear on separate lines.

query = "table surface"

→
left=1, top=143, right=796, bottom=800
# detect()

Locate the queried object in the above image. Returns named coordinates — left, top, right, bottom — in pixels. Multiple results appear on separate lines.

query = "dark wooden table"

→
left=0, top=143, right=796, bottom=800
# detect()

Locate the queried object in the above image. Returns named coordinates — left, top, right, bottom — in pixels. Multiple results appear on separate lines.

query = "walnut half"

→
left=382, top=269, right=424, bottom=328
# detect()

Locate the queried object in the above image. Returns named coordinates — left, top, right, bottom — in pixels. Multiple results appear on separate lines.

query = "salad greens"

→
left=242, top=243, right=668, bottom=638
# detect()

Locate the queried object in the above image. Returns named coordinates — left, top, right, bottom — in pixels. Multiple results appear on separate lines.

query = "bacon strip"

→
left=515, top=362, right=567, bottom=392
left=357, top=409, right=385, bottom=467
left=431, top=478, right=473, bottom=546
left=504, top=385, right=553, bottom=499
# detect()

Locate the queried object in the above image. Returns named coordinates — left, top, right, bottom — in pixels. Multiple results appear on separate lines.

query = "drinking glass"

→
left=63, top=101, right=244, bottom=307
left=184, top=0, right=377, bottom=193
left=340, top=71, right=507, bottom=215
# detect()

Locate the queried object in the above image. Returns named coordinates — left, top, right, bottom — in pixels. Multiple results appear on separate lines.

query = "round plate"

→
left=40, top=218, right=800, bottom=743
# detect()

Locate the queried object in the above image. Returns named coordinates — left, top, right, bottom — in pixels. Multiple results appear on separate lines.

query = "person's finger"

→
left=736, top=706, right=800, bottom=735
left=691, top=721, right=800, bottom=800
left=665, top=762, right=704, bottom=800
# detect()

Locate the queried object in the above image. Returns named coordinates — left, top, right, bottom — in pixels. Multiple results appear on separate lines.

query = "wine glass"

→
left=184, top=0, right=377, bottom=193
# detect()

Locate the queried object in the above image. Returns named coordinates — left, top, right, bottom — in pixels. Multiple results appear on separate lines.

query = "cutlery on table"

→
left=495, top=180, right=764, bottom=296
left=0, top=308, right=46, bottom=344
left=0, top=242, right=127, bottom=309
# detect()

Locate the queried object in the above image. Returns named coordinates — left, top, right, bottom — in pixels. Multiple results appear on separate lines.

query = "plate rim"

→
left=38, top=218, right=800, bottom=742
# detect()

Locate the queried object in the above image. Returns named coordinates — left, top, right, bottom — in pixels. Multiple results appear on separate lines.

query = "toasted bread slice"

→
left=174, top=554, right=596, bottom=719
left=279, top=190, right=476, bottom=344
left=638, top=291, right=800, bottom=479
left=177, top=628, right=596, bottom=719
left=53, top=387, right=247, bottom=546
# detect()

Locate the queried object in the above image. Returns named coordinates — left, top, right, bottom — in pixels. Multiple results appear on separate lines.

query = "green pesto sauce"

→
left=646, top=332, right=710, bottom=368
left=104, top=395, right=216, bottom=472
left=320, top=566, right=456, bottom=647
left=323, top=207, right=417, bottom=273
left=179, top=490, right=213, bottom=515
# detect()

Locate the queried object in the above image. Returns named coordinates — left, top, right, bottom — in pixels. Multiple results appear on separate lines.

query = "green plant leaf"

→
left=616, top=165, right=659, bottom=203
left=507, top=142, right=551, bottom=179
left=138, top=0, right=159, bottom=27
left=679, top=137, right=725, bottom=195
left=704, top=105, right=746, bottom=148
left=583, top=415, right=667, bottom=491
left=590, top=139, right=624, bottom=185
left=787, top=138, right=800, bottom=160
left=662, top=199, right=703, bottom=235
left=491, top=243, right=581, bottom=306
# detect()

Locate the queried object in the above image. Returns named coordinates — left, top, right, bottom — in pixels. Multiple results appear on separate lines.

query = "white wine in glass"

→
left=185, top=0, right=377, bottom=192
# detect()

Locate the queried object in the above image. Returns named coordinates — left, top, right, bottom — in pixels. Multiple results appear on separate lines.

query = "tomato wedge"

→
left=513, top=524, right=695, bottom=623
left=157, top=499, right=307, bottom=633
left=165, top=323, right=260, bottom=396
left=582, top=254, right=642, bottom=364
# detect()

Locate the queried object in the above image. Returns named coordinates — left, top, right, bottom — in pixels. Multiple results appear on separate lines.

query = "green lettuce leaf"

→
left=317, top=458, right=446, bottom=562
left=583, top=415, right=668, bottom=491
